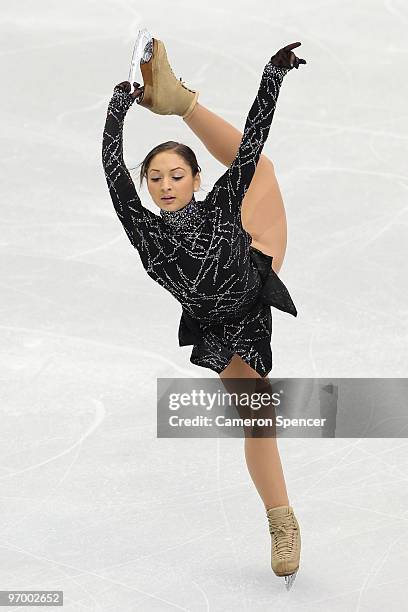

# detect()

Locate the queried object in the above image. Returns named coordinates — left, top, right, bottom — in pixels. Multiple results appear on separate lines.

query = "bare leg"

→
left=219, top=354, right=289, bottom=510
left=185, top=103, right=291, bottom=508
left=183, top=103, right=287, bottom=274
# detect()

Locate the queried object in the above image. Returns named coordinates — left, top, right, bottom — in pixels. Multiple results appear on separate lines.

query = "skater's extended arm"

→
left=212, top=42, right=306, bottom=212
left=102, top=81, right=157, bottom=248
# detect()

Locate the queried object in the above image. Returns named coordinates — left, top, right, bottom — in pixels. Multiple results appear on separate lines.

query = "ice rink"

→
left=1, top=0, right=407, bottom=609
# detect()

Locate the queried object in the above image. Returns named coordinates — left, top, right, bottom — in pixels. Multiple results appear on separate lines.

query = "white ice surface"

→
left=1, top=0, right=407, bottom=610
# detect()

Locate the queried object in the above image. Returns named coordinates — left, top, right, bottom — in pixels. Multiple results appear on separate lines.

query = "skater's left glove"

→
left=270, top=42, right=307, bottom=70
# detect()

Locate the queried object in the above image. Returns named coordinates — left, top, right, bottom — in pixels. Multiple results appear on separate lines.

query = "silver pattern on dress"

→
left=102, top=61, right=296, bottom=376
left=159, top=195, right=206, bottom=233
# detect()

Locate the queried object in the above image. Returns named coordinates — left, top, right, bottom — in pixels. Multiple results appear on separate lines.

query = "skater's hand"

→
left=114, top=80, right=144, bottom=101
left=108, top=81, right=144, bottom=116
left=270, top=42, right=306, bottom=70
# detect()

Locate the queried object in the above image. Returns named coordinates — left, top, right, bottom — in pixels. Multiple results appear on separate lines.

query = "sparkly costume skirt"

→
left=178, top=246, right=297, bottom=377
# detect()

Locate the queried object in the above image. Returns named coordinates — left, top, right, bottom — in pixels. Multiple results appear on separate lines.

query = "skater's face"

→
left=147, top=152, right=201, bottom=211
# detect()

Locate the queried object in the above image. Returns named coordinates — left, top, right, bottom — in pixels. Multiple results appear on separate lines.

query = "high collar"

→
left=159, top=194, right=205, bottom=233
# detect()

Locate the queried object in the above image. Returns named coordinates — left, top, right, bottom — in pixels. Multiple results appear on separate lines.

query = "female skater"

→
left=102, top=32, right=306, bottom=589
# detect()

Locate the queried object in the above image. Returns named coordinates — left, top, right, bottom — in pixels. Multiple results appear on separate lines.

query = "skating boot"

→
left=132, top=29, right=199, bottom=118
left=266, top=505, right=301, bottom=590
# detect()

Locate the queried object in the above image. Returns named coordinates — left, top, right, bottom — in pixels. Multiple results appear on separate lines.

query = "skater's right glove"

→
left=270, top=42, right=307, bottom=70
left=108, top=81, right=145, bottom=115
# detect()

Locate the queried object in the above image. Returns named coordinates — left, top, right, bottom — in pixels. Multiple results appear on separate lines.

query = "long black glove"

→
left=112, top=80, right=145, bottom=104
left=271, top=41, right=307, bottom=69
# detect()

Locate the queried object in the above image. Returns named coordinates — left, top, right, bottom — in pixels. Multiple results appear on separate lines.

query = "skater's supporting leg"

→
left=219, top=354, right=289, bottom=509
left=244, top=437, right=290, bottom=510
left=183, top=103, right=287, bottom=273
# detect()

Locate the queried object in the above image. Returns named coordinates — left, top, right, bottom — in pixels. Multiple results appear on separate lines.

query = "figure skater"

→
left=102, top=31, right=306, bottom=589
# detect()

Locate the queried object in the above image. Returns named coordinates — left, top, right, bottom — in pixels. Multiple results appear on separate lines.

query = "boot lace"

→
left=268, top=514, right=298, bottom=559
left=178, top=76, right=195, bottom=94
left=163, top=55, right=194, bottom=94
left=153, top=40, right=196, bottom=94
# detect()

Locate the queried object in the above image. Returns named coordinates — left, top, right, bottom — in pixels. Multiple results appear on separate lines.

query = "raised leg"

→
left=183, top=103, right=288, bottom=273
left=219, top=354, right=290, bottom=510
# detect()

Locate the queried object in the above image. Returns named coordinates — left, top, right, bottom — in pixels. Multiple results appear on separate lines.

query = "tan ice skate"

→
left=266, top=505, right=301, bottom=590
left=136, top=33, right=199, bottom=118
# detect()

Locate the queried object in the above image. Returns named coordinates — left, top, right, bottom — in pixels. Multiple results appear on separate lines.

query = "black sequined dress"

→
left=102, top=61, right=297, bottom=377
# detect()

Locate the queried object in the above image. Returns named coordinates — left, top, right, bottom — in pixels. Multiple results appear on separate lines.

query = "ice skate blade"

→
left=284, top=570, right=298, bottom=590
left=128, top=28, right=153, bottom=85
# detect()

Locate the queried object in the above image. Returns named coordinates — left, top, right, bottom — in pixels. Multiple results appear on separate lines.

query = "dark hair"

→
left=134, top=141, right=201, bottom=190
